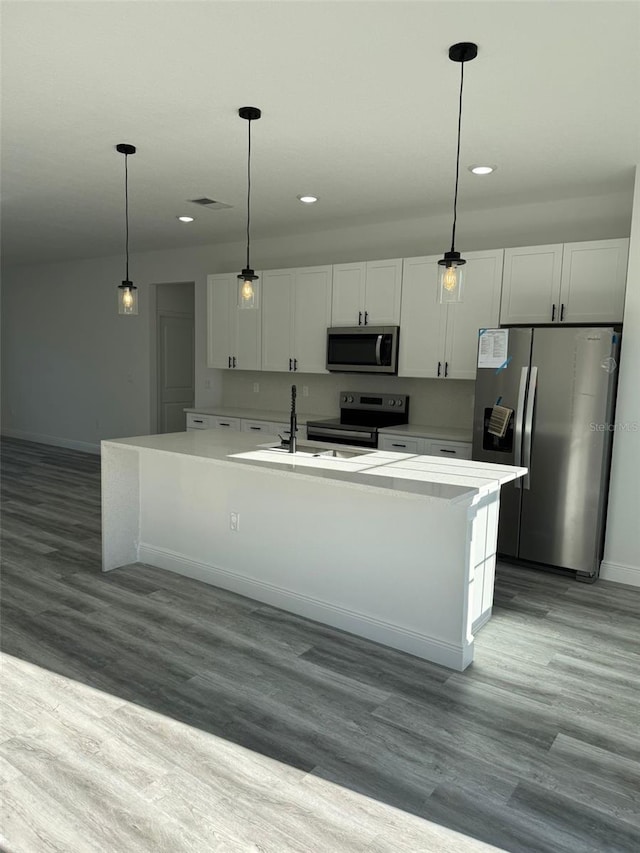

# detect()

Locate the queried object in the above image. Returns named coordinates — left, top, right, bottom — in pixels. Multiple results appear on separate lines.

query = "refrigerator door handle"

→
left=522, top=366, right=537, bottom=490
left=514, top=366, right=529, bottom=491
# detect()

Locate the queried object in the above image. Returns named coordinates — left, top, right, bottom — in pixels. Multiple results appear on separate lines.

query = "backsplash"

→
left=221, top=371, right=475, bottom=428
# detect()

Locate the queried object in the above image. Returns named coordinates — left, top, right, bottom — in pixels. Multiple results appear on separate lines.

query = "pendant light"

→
left=438, top=42, right=478, bottom=304
left=238, top=106, right=261, bottom=309
left=115, top=144, right=138, bottom=315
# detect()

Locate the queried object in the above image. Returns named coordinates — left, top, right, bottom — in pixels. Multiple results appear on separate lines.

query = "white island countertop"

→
left=105, top=430, right=525, bottom=507
left=102, top=430, right=526, bottom=671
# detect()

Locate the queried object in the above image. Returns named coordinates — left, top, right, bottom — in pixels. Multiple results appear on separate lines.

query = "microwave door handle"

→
left=375, top=334, right=383, bottom=365
left=522, top=366, right=537, bottom=490
left=514, top=366, right=529, bottom=491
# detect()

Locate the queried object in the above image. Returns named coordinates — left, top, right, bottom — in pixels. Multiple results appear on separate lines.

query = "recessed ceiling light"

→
left=177, top=215, right=195, bottom=222
left=297, top=195, right=318, bottom=204
left=468, top=165, right=496, bottom=175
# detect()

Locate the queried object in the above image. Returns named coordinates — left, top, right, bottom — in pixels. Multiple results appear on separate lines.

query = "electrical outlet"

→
left=253, top=382, right=260, bottom=393
left=229, top=512, right=239, bottom=531
left=302, top=386, right=309, bottom=397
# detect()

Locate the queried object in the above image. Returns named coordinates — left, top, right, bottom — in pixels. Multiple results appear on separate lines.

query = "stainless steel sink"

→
left=264, top=444, right=370, bottom=459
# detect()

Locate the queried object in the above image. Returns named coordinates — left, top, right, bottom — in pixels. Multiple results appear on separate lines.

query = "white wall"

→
left=602, top=169, right=640, bottom=587
left=1, top=189, right=632, bottom=453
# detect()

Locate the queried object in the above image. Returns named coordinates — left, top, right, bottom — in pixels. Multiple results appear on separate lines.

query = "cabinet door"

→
left=560, top=239, right=629, bottom=323
left=261, top=269, right=295, bottom=372
left=235, top=272, right=262, bottom=370
left=444, top=250, right=504, bottom=380
left=293, top=266, right=333, bottom=373
left=207, top=274, right=234, bottom=368
left=398, top=257, right=446, bottom=378
left=379, top=435, right=422, bottom=454
left=364, top=258, right=402, bottom=325
left=331, top=263, right=365, bottom=326
left=500, top=245, right=563, bottom=325
left=186, top=413, right=211, bottom=430
left=427, top=441, right=472, bottom=460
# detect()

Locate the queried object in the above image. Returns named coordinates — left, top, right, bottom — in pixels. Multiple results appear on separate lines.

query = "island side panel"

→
left=467, top=493, right=501, bottom=634
left=101, top=442, right=141, bottom=572
left=136, top=450, right=474, bottom=670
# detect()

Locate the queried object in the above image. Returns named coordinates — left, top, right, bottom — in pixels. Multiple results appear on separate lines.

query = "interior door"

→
left=472, top=327, right=533, bottom=558
left=518, top=327, right=618, bottom=574
left=158, top=312, right=195, bottom=433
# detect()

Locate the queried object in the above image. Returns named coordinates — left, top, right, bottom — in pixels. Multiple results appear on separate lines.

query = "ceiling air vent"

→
left=188, top=197, right=232, bottom=210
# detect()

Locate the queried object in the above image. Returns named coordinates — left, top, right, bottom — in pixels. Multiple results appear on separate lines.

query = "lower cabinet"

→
left=186, top=412, right=306, bottom=440
left=379, top=433, right=472, bottom=458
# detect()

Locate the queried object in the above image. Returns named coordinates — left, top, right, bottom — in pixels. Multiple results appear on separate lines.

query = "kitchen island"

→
left=102, top=430, right=526, bottom=670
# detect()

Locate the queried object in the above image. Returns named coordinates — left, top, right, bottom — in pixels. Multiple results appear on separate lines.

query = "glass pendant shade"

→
left=438, top=261, right=464, bottom=303
left=238, top=269, right=259, bottom=309
left=118, top=281, right=138, bottom=315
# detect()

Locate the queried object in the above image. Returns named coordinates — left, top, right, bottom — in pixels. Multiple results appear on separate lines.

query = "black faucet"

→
left=289, top=384, right=298, bottom=453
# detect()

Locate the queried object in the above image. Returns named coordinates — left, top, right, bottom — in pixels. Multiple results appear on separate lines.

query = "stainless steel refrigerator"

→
left=472, top=326, right=620, bottom=581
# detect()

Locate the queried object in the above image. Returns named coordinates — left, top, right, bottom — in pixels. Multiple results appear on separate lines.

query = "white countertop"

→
left=184, top=406, right=326, bottom=425
left=378, top=423, right=473, bottom=442
left=104, top=430, right=525, bottom=506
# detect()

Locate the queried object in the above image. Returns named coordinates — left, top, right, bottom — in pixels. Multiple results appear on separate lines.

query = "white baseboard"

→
left=139, top=543, right=472, bottom=671
left=599, top=560, right=640, bottom=587
left=1, top=428, right=100, bottom=455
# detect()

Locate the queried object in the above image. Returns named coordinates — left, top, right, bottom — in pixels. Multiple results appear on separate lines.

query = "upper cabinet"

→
left=331, top=259, right=402, bottom=326
left=207, top=273, right=261, bottom=370
left=261, top=265, right=332, bottom=373
left=399, top=250, right=503, bottom=379
left=500, top=239, right=628, bottom=325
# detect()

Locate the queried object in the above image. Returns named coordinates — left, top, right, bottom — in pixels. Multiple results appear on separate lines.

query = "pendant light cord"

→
left=246, top=119, right=252, bottom=269
left=450, top=59, right=465, bottom=253
left=124, top=153, right=130, bottom=280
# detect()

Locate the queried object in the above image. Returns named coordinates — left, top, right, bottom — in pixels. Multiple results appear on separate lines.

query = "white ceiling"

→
left=2, top=0, right=639, bottom=266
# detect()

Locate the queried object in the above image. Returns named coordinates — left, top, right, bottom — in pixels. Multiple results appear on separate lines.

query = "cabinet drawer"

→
left=241, top=419, right=279, bottom=435
left=211, top=417, right=241, bottom=431
left=186, top=414, right=210, bottom=430
left=428, top=441, right=472, bottom=459
left=379, top=436, right=422, bottom=454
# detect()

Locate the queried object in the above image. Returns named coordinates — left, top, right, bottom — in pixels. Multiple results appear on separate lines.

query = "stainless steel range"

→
left=306, top=392, right=409, bottom=448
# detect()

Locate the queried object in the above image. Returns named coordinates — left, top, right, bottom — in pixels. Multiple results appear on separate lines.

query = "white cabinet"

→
left=500, top=239, right=628, bottom=325
left=207, top=273, right=262, bottom=370
left=379, top=432, right=472, bottom=457
left=331, top=259, right=402, bottom=326
left=560, top=239, right=629, bottom=323
left=399, top=250, right=503, bottom=379
left=261, top=266, right=332, bottom=373
left=186, top=413, right=211, bottom=430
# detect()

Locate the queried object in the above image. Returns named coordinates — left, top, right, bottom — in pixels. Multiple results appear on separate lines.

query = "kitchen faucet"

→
left=289, top=384, right=297, bottom=453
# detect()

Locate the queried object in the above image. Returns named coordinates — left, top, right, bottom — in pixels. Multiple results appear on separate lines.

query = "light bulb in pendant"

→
left=443, top=266, right=458, bottom=291
left=241, top=279, right=254, bottom=301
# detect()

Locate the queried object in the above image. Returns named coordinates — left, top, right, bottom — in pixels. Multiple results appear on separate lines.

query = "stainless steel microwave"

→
left=326, top=326, right=400, bottom=374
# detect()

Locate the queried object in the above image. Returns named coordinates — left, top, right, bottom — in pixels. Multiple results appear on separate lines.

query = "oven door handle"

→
left=308, top=427, right=374, bottom=442
left=375, top=334, right=383, bottom=366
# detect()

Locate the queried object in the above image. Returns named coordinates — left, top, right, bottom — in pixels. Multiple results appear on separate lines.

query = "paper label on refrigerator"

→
left=478, top=329, right=509, bottom=369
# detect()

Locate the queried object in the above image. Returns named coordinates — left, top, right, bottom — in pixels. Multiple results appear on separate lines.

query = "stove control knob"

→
left=396, top=399, right=403, bottom=406
left=342, top=396, right=348, bottom=403
left=347, top=395, right=354, bottom=403
left=388, top=400, right=395, bottom=406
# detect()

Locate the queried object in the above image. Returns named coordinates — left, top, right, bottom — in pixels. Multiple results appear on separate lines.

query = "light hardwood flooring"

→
left=1, top=436, right=639, bottom=852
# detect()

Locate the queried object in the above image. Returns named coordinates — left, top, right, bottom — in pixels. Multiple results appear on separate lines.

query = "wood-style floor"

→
left=1, top=437, right=639, bottom=853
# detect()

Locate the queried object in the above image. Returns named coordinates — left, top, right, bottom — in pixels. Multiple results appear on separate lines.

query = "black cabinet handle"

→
left=358, top=311, right=362, bottom=326
left=392, top=443, right=407, bottom=448
left=249, top=426, right=261, bottom=431
left=294, top=358, right=298, bottom=371
left=444, top=362, right=449, bottom=377
left=364, top=311, right=369, bottom=325
left=289, top=358, right=293, bottom=371
left=228, top=356, right=232, bottom=368
left=233, top=356, right=237, bottom=368
left=219, top=422, right=230, bottom=427
left=560, top=303, right=565, bottom=321
left=437, top=361, right=441, bottom=377
left=193, top=419, right=203, bottom=424
left=551, top=304, right=556, bottom=322
left=440, top=448, right=456, bottom=454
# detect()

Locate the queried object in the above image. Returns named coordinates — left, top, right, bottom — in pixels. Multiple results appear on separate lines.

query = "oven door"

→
left=306, top=424, right=378, bottom=448
left=326, top=326, right=399, bottom=374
